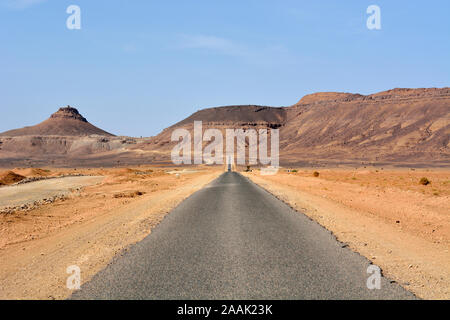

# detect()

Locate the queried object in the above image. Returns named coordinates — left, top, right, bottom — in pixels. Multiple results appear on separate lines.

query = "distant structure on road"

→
left=226, top=156, right=233, bottom=172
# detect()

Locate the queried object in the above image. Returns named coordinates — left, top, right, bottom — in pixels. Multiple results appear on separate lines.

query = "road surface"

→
left=72, top=172, right=414, bottom=299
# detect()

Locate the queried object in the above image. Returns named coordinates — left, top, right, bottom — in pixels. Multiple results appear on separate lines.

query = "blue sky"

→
left=1, top=0, right=449, bottom=136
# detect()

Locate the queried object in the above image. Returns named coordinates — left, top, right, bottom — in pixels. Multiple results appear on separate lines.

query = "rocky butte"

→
left=0, top=87, right=449, bottom=167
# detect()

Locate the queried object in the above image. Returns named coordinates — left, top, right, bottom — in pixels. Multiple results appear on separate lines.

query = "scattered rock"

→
left=0, top=194, right=68, bottom=215
left=113, top=191, right=146, bottom=199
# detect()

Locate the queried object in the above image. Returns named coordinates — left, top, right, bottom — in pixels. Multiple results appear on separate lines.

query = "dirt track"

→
left=0, top=176, right=104, bottom=208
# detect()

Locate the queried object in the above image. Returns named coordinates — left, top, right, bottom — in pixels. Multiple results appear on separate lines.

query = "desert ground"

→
left=0, top=166, right=221, bottom=299
left=0, top=165, right=449, bottom=299
left=243, top=167, right=450, bottom=299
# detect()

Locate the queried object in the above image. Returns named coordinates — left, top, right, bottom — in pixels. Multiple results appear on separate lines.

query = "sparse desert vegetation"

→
left=113, top=190, right=146, bottom=198
left=419, top=177, right=431, bottom=185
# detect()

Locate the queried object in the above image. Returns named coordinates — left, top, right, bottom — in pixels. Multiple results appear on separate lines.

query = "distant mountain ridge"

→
left=0, top=88, right=448, bottom=167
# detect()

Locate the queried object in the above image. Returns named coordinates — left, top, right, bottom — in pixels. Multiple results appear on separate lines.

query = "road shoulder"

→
left=243, top=171, right=450, bottom=299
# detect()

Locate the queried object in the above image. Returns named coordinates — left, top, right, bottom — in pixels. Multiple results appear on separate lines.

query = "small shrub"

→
left=313, top=171, right=320, bottom=177
left=419, top=177, right=430, bottom=186
left=291, top=169, right=298, bottom=173
left=114, top=191, right=145, bottom=198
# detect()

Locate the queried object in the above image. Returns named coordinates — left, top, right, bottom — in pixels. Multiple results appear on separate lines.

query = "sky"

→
left=0, top=0, right=449, bottom=137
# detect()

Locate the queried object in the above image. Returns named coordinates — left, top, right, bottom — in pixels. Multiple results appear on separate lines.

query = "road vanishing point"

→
left=71, top=172, right=415, bottom=299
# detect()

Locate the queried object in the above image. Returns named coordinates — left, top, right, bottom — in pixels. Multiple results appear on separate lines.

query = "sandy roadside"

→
left=243, top=169, right=450, bottom=300
left=0, top=168, right=221, bottom=299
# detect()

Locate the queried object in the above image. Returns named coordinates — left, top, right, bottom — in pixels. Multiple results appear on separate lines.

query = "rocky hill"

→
left=0, top=106, right=113, bottom=137
left=280, top=88, right=450, bottom=166
left=139, top=87, right=449, bottom=167
left=0, top=88, right=448, bottom=167
left=0, top=107, right=144, bottom=167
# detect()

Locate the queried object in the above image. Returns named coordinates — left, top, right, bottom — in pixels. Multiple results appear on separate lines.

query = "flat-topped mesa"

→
left=173, top=105, right=287, bottom=127
left=295, top=92, right=364, bottom=105
left=0, top=87, right=448, bottom=166
left=368, top=87, right=450, bottom=99
left=294, top=87, right=450, bottom=106
left=50, top=106, right=88, bottom=122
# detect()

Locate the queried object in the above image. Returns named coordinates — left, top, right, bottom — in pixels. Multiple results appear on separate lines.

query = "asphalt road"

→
left=71, top=172, right=415, bottom=299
